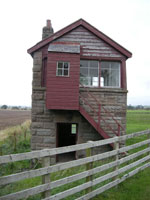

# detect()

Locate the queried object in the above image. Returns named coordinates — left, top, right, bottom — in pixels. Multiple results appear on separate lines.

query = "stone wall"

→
left=80, top=88, right=127, bottom=148
left=31, top=51, right=56, bottom=151
left=31, top=51, right=126, bottom=163
left=80, top=88, right=127, bottom=137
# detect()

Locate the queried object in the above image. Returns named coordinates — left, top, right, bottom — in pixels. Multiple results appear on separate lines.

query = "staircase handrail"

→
left=80, top=93, right=120, bottom=135
left=101, top=106, right=125, bottom=131
left=79, top=93, right=97, bottom=114
left=79, top=83, right=100, bottom=105
left=79, top=83, right=125, bottom=134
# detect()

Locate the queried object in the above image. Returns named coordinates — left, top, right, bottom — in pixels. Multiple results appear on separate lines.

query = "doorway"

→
left=57, top=123, right=78, bottom=162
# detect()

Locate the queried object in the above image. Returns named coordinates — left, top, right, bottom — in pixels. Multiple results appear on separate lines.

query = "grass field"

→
left=126, top=109, right=150, bottom=133
left=0, top=110, right=150, bottom=199
left=94, top=109, right=150, bottom=200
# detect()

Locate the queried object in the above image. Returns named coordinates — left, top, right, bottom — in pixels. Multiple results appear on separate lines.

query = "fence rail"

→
left=0, top=129, right=150, bottom=200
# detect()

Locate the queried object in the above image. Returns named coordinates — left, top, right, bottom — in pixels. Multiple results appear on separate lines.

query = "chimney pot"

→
left=47, top=20, right=51, bottom=28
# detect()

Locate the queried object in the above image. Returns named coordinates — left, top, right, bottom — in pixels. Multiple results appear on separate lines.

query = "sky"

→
left=0, top=0, right=150, bottom=106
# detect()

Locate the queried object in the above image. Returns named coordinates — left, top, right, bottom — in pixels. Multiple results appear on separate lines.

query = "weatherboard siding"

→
left=46, top=52, right=80, bottom=110
left=55, top=26, right=125, bottom=59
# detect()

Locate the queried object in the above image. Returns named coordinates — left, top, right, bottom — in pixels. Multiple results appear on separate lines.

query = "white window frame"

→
left=80, top=60, right=121, bottom=88
left=56, top=61, right=70, bottom=77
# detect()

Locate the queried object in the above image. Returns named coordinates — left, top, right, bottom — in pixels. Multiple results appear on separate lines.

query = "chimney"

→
left=42, top=20, right=54, bottom=40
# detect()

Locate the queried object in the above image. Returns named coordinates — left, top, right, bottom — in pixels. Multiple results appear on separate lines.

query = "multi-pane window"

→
left=56, top=61, right=70, bottom=77
left=80, top=60, right=99, bottom=86
left=80, top=60, right=120, bottom=88
left=101, top=61, right=120, bottom=87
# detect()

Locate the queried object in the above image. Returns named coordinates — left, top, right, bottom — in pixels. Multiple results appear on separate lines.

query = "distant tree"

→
left=1, top=105, right=8, bottom=109
left=136, top=105, right=144, bottom=110
left=127, top=104, right=134, bottom=110
left=145, top=107, right=150, bottom=110
left=11, top=106, right=19, bottom=110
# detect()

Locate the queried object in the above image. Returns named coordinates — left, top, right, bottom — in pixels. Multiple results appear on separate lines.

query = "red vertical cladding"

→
left=46, top=52, right=80, bottom=110
left=121, top=60, right=127, bottom=89
left=41, top=57, right=47, bottom=87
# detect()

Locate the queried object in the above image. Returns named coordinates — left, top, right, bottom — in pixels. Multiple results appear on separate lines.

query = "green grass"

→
left=126, top=109, right=150, bottom=133
left=126, top=110, right=150, bottom=153
left=93, top=110, right=150, bottom=200
left=93, top=168, right=150, bottom=200
left=0, top=111, right=150, bottom=199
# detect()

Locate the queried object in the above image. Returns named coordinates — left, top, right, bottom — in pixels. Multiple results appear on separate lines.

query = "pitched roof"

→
left=27, top=18, right=132, bottom=58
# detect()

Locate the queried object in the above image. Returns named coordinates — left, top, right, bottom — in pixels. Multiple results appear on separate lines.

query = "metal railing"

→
left=79, top=83, right=125, bottom=136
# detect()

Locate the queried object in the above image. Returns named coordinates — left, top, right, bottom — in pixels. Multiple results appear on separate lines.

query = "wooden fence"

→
left=0, top=129, right=150, bottom=200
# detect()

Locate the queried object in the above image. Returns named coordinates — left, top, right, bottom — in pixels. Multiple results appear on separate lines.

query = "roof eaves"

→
left=81, top=19, right=132, bottom=58
left=27, top=18, right=132, bottom=58
left=27, top=19, right=83, bottom=55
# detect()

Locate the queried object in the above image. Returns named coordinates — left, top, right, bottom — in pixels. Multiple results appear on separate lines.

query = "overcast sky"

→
left=0, top=0, right=149, bottom=106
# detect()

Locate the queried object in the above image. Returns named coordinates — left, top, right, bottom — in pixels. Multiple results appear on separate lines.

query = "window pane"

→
left=71, top=124, right=76, bottom=134
left=64, top=62, right=68, bottom=69
left=64, top=69, right=68, bottom=76
left=101, top=61, right=110, bottom=69
left=80, top=77, right=89, bottom=86
left=57, top=69, right=62, bottom=76
left=89, top=68, right=98, bottom=77
left=58, top=62, right=63, bottom=69
left=111, top=62, right=119, bottom=70
left=111, top=68, right=119, bottom=86
left=101, top=61, right=120, bottom=87
left=90, top=60, right=98, bottom=68
left=80, top=60, right=99, bottom=87
left=80, top=68, right=88, bottom=77
left=80, top=60, right=88, bottom=68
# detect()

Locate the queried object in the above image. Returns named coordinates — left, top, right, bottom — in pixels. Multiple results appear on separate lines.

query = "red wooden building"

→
left=28, top=19, right=132, bottom=161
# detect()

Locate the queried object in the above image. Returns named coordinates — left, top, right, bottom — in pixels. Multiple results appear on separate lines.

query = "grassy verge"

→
left=0, top=120, right=31, bottom=155
left=0, top=111, right=150, bottom=199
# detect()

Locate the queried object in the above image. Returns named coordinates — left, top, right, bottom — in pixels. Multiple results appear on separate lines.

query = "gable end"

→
left=27, top=19, right=132, bottom=59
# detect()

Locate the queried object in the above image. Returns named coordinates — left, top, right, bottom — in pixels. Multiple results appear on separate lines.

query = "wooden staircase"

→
left=79, top=84, right=125, bottom=146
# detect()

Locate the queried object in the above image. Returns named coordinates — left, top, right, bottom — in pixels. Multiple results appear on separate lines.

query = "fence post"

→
left=85, top=141, right=93, bottom=194
left=113, top=137, right=119, bottom=183
left=42, top=156, right=51, bottom=198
